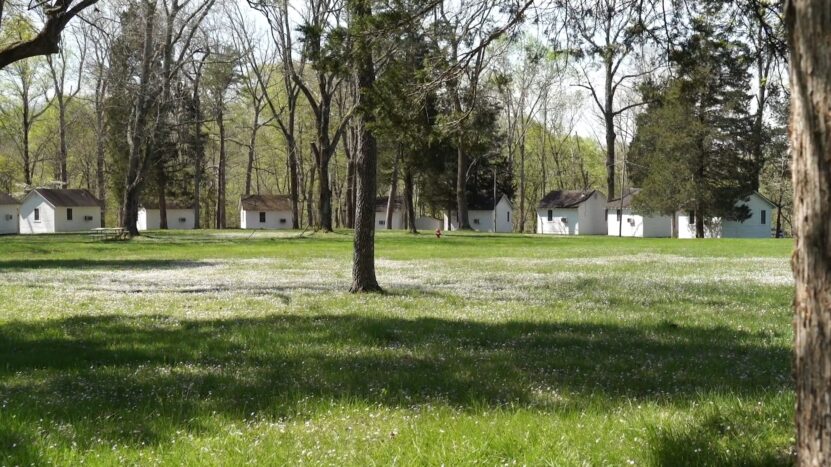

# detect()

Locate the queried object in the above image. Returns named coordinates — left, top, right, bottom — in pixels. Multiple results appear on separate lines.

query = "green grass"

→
left=0, top=230, right=795, bottom=465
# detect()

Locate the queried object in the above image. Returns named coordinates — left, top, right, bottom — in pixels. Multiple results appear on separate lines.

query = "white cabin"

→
left=0, top=193, right=19, bottom=234
left=137, top=203, right=196, bottom=230
left=376, top=196, right=406, bottom=229
left=606, top=188, right=673, bottom=237
left=240, top=194, right=293, bottom=229
left=19, top=188, right=101, bottom=234
left=536, top=190, right=607, bottom=235
left=444, top=194, right=514, bottom=233
left=677, top=192, right=774, bottom=239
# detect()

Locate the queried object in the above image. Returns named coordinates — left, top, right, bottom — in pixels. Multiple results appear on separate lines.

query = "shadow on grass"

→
left=0, top=314, right=791, bottom=460
left=0, top=259, right=217, bottom=271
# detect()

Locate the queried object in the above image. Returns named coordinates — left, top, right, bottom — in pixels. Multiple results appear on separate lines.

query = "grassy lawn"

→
left=0, top=231, right=794, bottom=465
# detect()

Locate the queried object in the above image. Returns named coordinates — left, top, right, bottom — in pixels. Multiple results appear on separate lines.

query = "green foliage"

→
left=630, top=12, right=755, bottom=221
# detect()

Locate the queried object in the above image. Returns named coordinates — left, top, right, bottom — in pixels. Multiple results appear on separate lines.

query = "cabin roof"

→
left=538, top=190, right=596, bottom=209
left=32, top=188, right=101, bottom=207
left=0, top=193, right=18, bottom=205
left=140, top=201, right=194, bottom=210
left=240, top=194, right=292, bottom=212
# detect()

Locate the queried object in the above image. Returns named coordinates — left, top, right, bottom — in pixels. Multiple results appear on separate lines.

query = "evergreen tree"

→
left=629, top=11, right=755, bottom=237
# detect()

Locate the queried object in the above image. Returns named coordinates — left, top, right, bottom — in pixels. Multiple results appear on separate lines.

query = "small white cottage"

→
left=676, top=192, right=775, bottom=239
left=376, top=196, right=406, bottom=229
left=137, top=202, right=196, bottom=230
left=536, top=190, right=607, bottom=235
left=239, top=194, right=293, bottom=229
left=606, top=188, right=673, bottom=237
left=0, top=193, right=19, bottom=235
left=444, top=194, right=514, bottom=233
left=19, top=188, right=101, bottom=234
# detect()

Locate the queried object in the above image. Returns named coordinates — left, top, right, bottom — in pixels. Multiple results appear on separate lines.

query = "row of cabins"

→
left=535, top=189, right=776, bottom=238
left=0, top=188, right=776, bottom=238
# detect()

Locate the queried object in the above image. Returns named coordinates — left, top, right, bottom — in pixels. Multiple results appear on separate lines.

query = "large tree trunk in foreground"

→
left=350, top=0, right=381, bottom=293
left=788, top=1, right=831, bottom=465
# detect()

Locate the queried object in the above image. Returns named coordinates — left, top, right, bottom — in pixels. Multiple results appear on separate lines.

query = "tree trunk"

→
left=788, top=1, right=831, bottom=464
left=22, top=95, right=32, bottom=186
left=193, top=81, right=204, bottom=229
left=519, top=140, right=526, bottom=232
left=121, top=0, right=156, bottom=237
left=345, top=152, right=356, bottom=229
left=385, top=146, right=401, bottom=229
left=695, top=207, right=705, bottom=239
left=349, top=0, right=381, bottom=293
left=604, top=56, right=616, bottom=200
left=317, top=154, right=332, bottom=232
left=287, top=136, right=300, bottom=228
left=95, top=75, right=106, bottom=227
left=456, top=144, right=470, bottom=229
left=404, top=167, right=416, bottom=234
left=158, top=162, right=168, bottom=229
left=245, top=103, right=260, bottom=196
left=57, top=93, right=68, bottom=186
left=216, top=106, right=227, bottom=229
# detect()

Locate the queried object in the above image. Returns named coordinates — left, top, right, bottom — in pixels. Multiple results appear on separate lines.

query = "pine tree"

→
left=629, top=11, right=755, bottom=238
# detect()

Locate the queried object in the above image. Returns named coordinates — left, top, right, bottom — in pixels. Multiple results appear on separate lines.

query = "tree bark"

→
left=95, top=73, right=107, bottom=227
left=245, top=102, right=261, bottom=195
left=0, top=0, right=99, bottom=71
left=404, top=167, right=416, bottom=234
left=215, top=106, right=227, bottom=229
left=192, top=69, right=205, bottom=229
left=788, top=1, right=831, bottom=464
left=349, top=0, right=381, bottom=293
left=604, top=52, right=617, bottom=200
left=385, top=146, right=401, bottom=229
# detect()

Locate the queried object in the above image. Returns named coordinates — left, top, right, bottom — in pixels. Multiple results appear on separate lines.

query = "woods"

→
left=0, top=0, right=790, bottom=240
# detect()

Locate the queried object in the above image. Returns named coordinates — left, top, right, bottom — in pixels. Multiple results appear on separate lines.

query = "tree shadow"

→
left=0, top=259, right=218, bottom=271
left=0, top=314, right=790, bottom=454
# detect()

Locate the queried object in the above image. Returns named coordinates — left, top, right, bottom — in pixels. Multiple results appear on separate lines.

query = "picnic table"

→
left=89, top=227, right=128, bottom=241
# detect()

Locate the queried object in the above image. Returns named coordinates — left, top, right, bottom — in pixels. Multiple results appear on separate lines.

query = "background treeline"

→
left=0, top=0, right=789, bottom=235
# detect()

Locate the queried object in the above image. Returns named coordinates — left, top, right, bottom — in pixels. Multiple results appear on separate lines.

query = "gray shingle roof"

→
left=538, top=190, right=596, bottom=209
left=0, top=193, right=18, bottom=205
left=240, top=194, right=292, bottom=211
left=34, top=188, right=101, bottom=207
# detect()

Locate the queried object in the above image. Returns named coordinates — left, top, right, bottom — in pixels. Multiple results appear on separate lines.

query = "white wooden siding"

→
left=240, top=209, right=293, bottom=229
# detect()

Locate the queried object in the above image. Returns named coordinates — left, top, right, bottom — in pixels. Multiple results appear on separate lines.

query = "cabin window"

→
left=379, top=220, right=385, bottom=226
left=473, top=218, right=480, bottom=225
left=279, top=218, right=287, bottom=224
left=547, top=210, right=553, bottom=221
left=605, top=209, right=609, bottom=219
left=688, top=211, right=695, bottom=224
left=259, top=212, right=266, bottom=223
left=761, top=210, right=766, bottom=224
left=616, top=209, right=622, bottom=221
left=34, top=208, right=40, bottom=221
left=66, top=208, right=73, bottom=221
left=507, top=212, right=510, bottom=222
